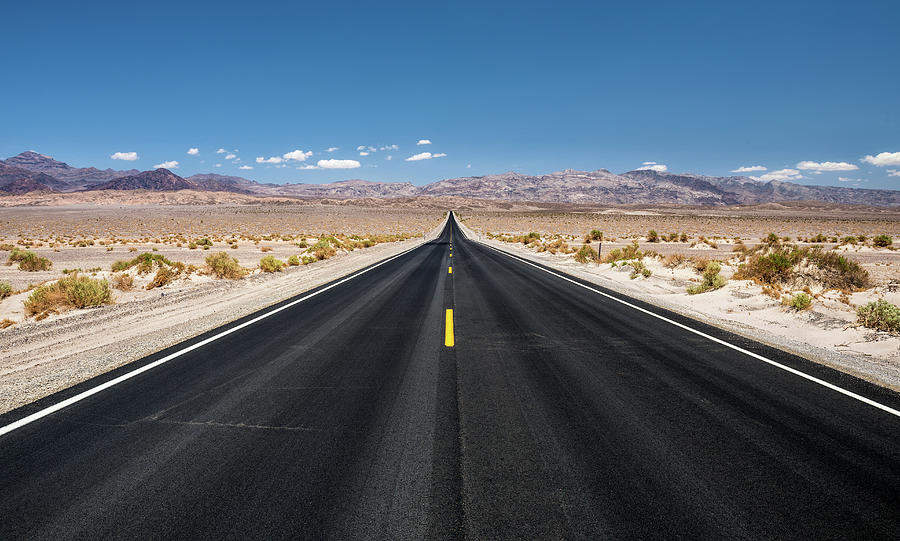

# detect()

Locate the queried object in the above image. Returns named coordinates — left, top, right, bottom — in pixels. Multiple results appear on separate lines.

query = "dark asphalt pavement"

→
left=1, top=213, right=898, bottom=539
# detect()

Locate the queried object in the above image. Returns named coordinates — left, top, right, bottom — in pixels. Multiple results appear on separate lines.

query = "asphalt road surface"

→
left=1, top=214, right=898, bottom=539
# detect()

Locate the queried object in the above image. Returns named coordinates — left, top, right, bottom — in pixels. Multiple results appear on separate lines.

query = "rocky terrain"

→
left=3, top=150, right=900, bottom=206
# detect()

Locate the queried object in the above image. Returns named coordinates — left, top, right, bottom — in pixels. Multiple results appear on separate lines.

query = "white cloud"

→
left=887, top=169, right=900, bottom=177
left=256, top=156, right=284, bottom=164
left=641, top=161, right=657, bottom=165
left=466, top=164, right=472, bottom=169
left=417, top=139, right=432, bottom=145
left=406, top=152, right=446, bottom=162
left=326, top=147, right=339, bottom=152
left=153, top=160, right=179, bottom=169
left=796, top=160, right=858, bottom=171
left=636, top=164, right=667, bottom=172
left=731, top=165, right=767, bottom=173
left=225, top=154, right=237, bottom=160
left=317, top=159, right=361, bottom=169
left=752, top=168, right=802, bottom=181
left=215, top=163, right=222, bottom=168
left=359, top=151, right=369, bottom=156
left=187, top=147, right=199, bottom=155
left=216, top=148, right=226, bottom=154
left=282, top=149, right=313, bottom=162
left=380, top=144, right=399, bottom=151
left=356, top=145, right=366, bottom=151
left=385, top=155, right=393, bottom=161
left=432, top=153, right=447, bottom=158
left=110, top=151, right=139, bottom=161
left=297, top=164, right=320, bottom=170
left=838, top=177, right=864, bottom=183
left=862, top=151, right=900, bottom=167
left=239, top=165, right=253, bottom=170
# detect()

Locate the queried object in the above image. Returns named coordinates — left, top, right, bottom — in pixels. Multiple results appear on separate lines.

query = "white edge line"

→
left=473, top=237, right=900, bottom=419
left=0, top=241, right=429, bottom=438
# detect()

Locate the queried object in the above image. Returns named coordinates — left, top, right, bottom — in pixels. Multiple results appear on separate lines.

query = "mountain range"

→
left=2, top=150, right=898, bottom=206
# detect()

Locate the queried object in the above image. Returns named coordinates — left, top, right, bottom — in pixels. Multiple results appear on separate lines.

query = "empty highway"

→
left=1, top=214, right=898, bottom=539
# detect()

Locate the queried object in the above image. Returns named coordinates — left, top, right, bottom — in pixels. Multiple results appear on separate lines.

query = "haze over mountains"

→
left=2, top=150, right=898, bottom=206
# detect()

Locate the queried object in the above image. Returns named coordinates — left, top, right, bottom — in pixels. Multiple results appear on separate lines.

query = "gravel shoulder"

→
left=456, top=220, right=900, bottom=391
left=0, top=217, right=447, bottom=414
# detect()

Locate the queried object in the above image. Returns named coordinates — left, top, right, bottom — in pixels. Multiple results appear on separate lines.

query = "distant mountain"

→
left=3, top=150, right=900, bottom=206
left=88, top=169, right=198, bottom=191
left=4, top=151, right=138, bottom=189
left=253, top=179, right=421, bottom=198
left=0, top=162, right=66, bottom=193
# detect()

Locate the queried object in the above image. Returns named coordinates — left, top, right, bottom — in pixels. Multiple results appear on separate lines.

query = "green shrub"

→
left=589, top=229, right=603, bottom=241
left=873, top=235, right=892, bottom=248
left=0, top=282, right=11, bottom=299
left=857, top=300, right=900, bottom=333
left=287, top=255, right=300, bottom=266
left=205, top=252, right=246, bottom=279
left=25, top=275, right=112, bottom=317
left=647, top=230, right=659, bottom=243
left=574, top=245, right=599, bottom=263
left=0, top=243, right=14, bottom=251
left=687, top=261, right=727, bottom=294
left=604, top=241, right=642, bottom=263
left=260, top=255, right=284, bottom=272
left=195, top=237, right=213, bottom=247
left=9, top=249, right=52, bottom=271
left=679, top=233, right=689, bottom=243
left=787, top=292, right=812, bottom=311
left=627, top=260, right=651, bottom=279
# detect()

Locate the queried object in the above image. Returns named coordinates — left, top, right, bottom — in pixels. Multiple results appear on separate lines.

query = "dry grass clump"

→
left=205, top=252, right=247, bottom=279
left=857, top=300, right=900, bottom=333
left=7, top=249, right=52, bottom=271
left=146, top=266, right=178, bottom=290
left=306, top=238, right=339, bottom=260
left=260, top=255, right=285, bottom=272
left=25, top=274, right=112, bottom=319
left=734, top=244, right=869, bottom=290
left=603, top=241, right=642, bottom=263
left=626, top=260, right=652, bottom=279
left=573, top=245, right=600, bottom=263
left=112, top=253, right=176, bottom=274
left=663, top=253, right=686, bottom=268
left=0, top=318, right=15, bottom=329
left=873, top=235, right=893, bottom=248
left=112, top=273, right=133, bottom=291
left=687, top=261, right=726, bottom=294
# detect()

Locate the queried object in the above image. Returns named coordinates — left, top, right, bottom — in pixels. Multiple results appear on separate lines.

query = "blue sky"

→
left=1, top=1, right=899, bottom=188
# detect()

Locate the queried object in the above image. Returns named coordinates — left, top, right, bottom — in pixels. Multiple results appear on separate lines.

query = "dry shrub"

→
left=287, top=255, right=300, bottom=266
left=0, top=282, right=11, bottom=299
left=573, top=245, right=599, bottom=263
left=260, top=255, right=284, bottom=272
left=8, top=249, right=52, bottom=271
left=687, top=261, right=726, bottom=294
left=25, top=275, right=112, bottom=318
left=857, top=300, right=900, bottom=332
left=260, top=246, right=273, bottom=252
left=735, top=245, right=869, bottom=290
left=112, top=273, right=133, bottom=291
left=663, top=254, right=686, bottom=268
left=603, top=241, right=642, bottom=263
left=0, top=318, right=14, bottom=329
left=692, top=257, right=710, bottom=273
left=205, top=252, right=246, bottom=279
left=146, top=266, right=176, bottom=289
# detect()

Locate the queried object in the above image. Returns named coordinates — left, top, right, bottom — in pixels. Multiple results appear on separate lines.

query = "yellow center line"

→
left=448, top=266, right=452, bottom=274
left=444, top=309, right=454, bottom=347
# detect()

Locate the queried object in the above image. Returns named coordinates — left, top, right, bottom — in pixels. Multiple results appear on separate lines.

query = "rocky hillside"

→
left=3, top=150, right=900, bottom=206
left=4, top=151, right=137, bottom=189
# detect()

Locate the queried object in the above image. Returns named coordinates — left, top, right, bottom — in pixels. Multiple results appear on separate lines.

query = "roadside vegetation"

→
left=25, top=274, right=113, bottom=320
left=857, top=300, right=900, bottom=333
left=687, top=261, right=726, bottom=294
left=7, top=248, right=52, bottom=271
left=205, top=252, right=247, bottom=279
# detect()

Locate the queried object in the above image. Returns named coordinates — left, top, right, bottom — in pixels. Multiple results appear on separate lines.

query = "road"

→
left=1, top=213, right=898, bottom=539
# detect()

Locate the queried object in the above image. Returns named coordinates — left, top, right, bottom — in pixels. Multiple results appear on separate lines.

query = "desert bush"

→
left=786, top=292, right=812, bottom=311
left=112, top=273, right=133, bottom=291
left=260, top=246, right=273, bottom=252
left=687, top=261, right=726, bottom=295
left=301, top=255, right=317, bottom=265
left=0, top=318, right=14, bottom=329
left=0, top=243, right=15, bottom=251
left=647, top=230, right=659, bottom=243
left=856, top=300, right=900, bottom=333
left=205, top=252, right=246, bottom=279
left=692, top=257, right=710, bottom=273
left=734, top=245, right=869, bottom=290
left=146, top=266, right=178, bottom=289
left=25, top=275, right=112, bottom=317
left=9, top=249, right=52, bottom=271
left=287, top=255, right=300, bottom=266
left=627, top=260, right=652, bottom=279
left=873, top=235, right=892, bottom=248
left=679, top=233, right=689, bottom=243
left=589, top=229, right=603, bottom=241
left=604, top=241, right=642, bottom=263
left=841, top=236, right=857, bottom=245
left=195, top=237, right=213, bottom=247
left=663, top=254, right=685, bottom=268
left=574, top=245, right=600, bottom=263
left=260, top=255, right=284, bottom=272
left=0, top=282, right=11, bottom=299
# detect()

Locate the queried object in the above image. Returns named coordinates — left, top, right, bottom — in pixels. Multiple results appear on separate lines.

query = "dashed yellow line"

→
left=445, top=309, right=454, bottom=347
left=448, top=266, right=452, bottom=274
